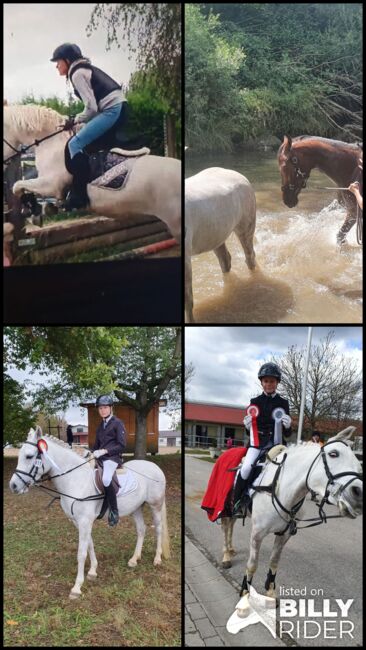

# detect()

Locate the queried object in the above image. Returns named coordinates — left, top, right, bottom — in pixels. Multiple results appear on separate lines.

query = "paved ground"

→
left=185, top=455, right=363, bottom=647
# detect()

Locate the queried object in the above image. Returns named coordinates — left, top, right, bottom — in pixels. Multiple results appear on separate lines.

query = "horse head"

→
left=310, top=426, right=363, bottom=519
left=9, top=426, right=54, bottom=494
left=278, top=135, right=309, bottom=208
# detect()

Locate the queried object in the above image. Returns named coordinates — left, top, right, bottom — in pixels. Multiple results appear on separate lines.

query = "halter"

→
left=281, top=155, right=308, bottom=192
left=254, top=439, right=362, bottom=536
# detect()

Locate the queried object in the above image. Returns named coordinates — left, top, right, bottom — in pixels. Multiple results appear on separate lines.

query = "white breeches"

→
left=240, top=447, right=262, bottom=480
left=102, top=459, right=118, bottom=487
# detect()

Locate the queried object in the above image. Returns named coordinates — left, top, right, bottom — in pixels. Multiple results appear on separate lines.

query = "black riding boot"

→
left=104, top=483, right=119, bottom=527
left=64, top=152, right=90, bottom=210
left=232, top=474, right=250, bottom=516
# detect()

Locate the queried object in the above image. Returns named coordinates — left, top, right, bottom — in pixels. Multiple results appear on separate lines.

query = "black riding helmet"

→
left=96, top=395, right=114, bottom=407
left=258, top=363, right=281, bottom=381
left=50, top=43, right=83, bottom=63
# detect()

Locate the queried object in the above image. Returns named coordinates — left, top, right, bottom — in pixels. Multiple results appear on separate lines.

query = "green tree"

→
left=86, top=3, right=181, bottom=113
left=185, top=4, right=245, bottom=151
left=3, top=374, right=37, bottom=445
left=186, top=3, right=362, bottom=152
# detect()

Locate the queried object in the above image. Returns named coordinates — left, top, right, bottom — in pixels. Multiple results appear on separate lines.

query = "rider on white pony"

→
left=51, top=43, right=126, bottom=210
left=91, top=394, right=126, bottom=527
left=232, top=362, right=292, bottom=516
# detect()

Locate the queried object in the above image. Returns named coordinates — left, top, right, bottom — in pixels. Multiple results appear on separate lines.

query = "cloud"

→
left=185, top=326, right=362, bottom=407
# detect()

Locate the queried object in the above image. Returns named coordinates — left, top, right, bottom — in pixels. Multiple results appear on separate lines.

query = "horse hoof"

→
left=69, top=591, right=81, bottom=600
left=153, top=558, right=162, bottom=566
left=87, top=573, right=97, bottom=581
left=222, top=561, right=232, bottom=569
left=128, top=559, right=137, bottom=568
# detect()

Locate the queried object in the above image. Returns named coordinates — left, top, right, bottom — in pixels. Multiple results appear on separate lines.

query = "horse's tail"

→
left=161, top=498, right=171, bottom=560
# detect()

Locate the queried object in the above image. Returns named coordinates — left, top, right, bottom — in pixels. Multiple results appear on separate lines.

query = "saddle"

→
left=94, top=464, right=127, bottom=496
left=64, top=101, right=151, bottom=191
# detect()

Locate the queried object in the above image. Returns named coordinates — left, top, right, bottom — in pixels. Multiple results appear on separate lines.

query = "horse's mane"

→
left=4, top=104, right=64, bottom=133
left=28, top=433, right=87, bottom=464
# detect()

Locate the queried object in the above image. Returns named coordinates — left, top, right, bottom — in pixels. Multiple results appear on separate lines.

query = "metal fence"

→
left=185, top=435, right=244, bottom=449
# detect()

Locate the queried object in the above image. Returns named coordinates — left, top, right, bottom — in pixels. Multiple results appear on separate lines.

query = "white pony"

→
left=4, top=104, right=181, bottom=242
left=220, top=427, right=362, bottom=617
left=9, top=426, right=170, bottom=599
left=185, top=167, right=256, bottom=323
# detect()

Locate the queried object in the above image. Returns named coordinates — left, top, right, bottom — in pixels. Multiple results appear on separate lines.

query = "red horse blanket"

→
left=201, top=447, right=247, bottom=522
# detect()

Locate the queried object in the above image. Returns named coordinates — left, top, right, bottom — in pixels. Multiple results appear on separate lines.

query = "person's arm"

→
left=282, top=401, right=292, bottom=437
left=72, top=69, right=98, bottom=122
left=348, top=182, right=363, bottom=210
left=106, top=421, right=126, bottom=456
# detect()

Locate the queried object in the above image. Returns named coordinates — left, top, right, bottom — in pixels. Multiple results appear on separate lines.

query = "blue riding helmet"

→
left=96, top=395, right=114, bottom=407
left=258, top=363, right=281, bottom=381
left=50, top=43, right=83, bottom=63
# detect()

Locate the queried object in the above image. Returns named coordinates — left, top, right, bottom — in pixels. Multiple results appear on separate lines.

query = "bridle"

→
left=254, top=440, right=362, bottom=536
left=281, top=154, right=308, bottom=193
left=13, top=441, right=47, bottom=488
left=305, top=439, right=362, bottom=504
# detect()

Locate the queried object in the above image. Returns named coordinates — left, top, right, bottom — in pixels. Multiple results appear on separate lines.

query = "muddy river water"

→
left=185, top=151, right=362, bottom=324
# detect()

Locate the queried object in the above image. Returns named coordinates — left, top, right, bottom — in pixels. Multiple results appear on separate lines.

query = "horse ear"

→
left=283, top=135, right=292, bottom=151
left=327, top=426, right=356, bottom=445
left=35, top=425, right=43, bottom=439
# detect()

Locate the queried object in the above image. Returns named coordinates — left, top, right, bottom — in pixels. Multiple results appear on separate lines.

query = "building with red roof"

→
left=185, top=400, right=246, bottom=448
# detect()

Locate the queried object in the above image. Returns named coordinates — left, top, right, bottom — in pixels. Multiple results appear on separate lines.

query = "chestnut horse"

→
left=278, top=135, right=362, bottom=244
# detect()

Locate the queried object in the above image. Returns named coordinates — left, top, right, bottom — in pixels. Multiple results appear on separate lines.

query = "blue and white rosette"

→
left=272, top=407, right=285, bottom=445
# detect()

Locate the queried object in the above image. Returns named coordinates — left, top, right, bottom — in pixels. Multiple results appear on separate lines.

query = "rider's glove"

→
left=281, top=414, right=292, bottom=428
left=93, top=449, right=108, bottom=459
left=63, top=117, right=75, bottom=131
left=243, top=414, right=252, bottom=429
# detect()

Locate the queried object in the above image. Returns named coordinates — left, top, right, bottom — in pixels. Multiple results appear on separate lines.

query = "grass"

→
left=4, top=455, right=181, bottom=647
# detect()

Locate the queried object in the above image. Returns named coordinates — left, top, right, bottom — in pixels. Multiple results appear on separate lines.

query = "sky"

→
left=4, top=3, right=138, bottom=103
left=185, top=326, right=362, bottom=407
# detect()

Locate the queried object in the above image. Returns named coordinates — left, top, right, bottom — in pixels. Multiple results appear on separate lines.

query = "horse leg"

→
left=71, top=519, right=97, bottom=580
left=70, top=518, right=93, bottom=599
left=214, top=243, right=231, bottom=273
left=128, top=507, right=146, bottom=567
left=236, top=528, right=265, bottom=615
left=227, top=516, right=236, bottom=557
left=221, top=516, right=236, bottom=568
left=234, top=222, right=256, bottom=270
left=265, top=532, right=291, bottom=599
left=86, top=536, right=98, bottom=581
left=149, top=498, right=170, bottom=566
left=336, top=214, right=357, bottom=245
left=185, top=253, right=194, bottom=323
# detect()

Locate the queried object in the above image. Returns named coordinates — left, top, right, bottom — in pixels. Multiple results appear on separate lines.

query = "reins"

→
left=3, top=125, right=67, bottom=166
